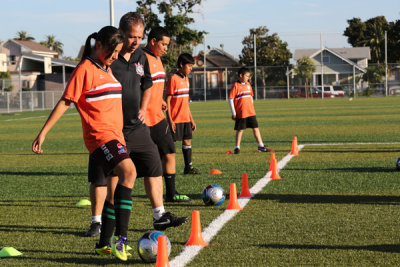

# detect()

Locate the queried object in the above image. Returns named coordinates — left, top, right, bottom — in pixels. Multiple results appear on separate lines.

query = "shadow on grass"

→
left=304, top=149, right=400, bottom=153
left=0, top=224, right=84, bottom=237
left=257, top=243, right=400, bottom=253
left=255, top=194, right=400, bottom=205
left=11, top=255, right=143, bottom=265
left=0, top=171, right=86, bottom=176
left=285, top=167, right=397, bottom=173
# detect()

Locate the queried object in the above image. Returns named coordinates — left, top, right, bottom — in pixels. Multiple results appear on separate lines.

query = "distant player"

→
left=143, top=26, right=191, bottom=202
left=228, top=67, right=272, bottom=154
left=166, top=53, right=200, bottom=175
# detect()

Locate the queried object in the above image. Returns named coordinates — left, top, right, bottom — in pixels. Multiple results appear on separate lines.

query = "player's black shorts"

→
left=150, top=118, right=176, bottom=156
left=88, top=124, right=163, bottom=185
left=89, top=139, right=130, bottom=185
left=171, top=122, right=192, bottom=141
left=234, top=115, right=259, bottom=130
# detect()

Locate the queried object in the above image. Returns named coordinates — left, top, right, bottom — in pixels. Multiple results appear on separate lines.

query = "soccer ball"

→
left=137, top=230, right=171, bottom=263
left=396, top=157, right=400, bottom=171
left=202, top=184, right=225, bottom=206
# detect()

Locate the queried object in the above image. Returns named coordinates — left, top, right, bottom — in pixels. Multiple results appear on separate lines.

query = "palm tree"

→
left=15, top=31, right=35, bottom=41
left=294, top=56, right=316, bottom=98
left=40, top=35, right=63, bottom=56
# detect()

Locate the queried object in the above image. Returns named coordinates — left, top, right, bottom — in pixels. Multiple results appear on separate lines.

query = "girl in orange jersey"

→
left=32, top=26, right=135, bottom=261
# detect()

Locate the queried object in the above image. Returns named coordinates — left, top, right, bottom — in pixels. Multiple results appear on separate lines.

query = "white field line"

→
left=4, top=112, right=78, bottom=122
left=303, top=142, right=400, bottom=146
left=169, top=145, right=305, bottom=267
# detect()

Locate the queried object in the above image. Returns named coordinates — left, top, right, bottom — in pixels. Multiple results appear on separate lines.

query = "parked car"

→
left=389, top=86, right=400, bottom=96
left=316, top=85, right=345, bottom=97
left=279, top=86, right=334, bottom=98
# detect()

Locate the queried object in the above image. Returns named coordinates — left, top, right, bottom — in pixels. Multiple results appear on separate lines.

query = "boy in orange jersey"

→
left=166, top=53, right=201, bottom=175
left=143, top=26, right=191, bottom=202
left=228, top=67, right=272, bottom=154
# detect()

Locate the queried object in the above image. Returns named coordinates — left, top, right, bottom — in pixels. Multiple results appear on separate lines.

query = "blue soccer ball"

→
left=396, top=157, right=400, bottom=171
left=202, top=184, right=225, bottom=206
left=137, top=230, right=171, bottom=263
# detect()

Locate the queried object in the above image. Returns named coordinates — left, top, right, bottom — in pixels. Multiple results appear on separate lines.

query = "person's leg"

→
left=163, top=153, right=176, bottom=198
left=144, top=176, right=164, bottom=209
left=85, top=184, right=106, bottom=237
left=97, top=176, right=117, bottom=248
left=252, top=127, right=264, bottom=145
left=234, top=130, right=244, bottom=154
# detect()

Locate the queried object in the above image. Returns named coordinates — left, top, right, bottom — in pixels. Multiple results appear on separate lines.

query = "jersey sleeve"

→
left=228, top=83, right=236, bottom=99
left=62, top=63, right=87, bottom=103
left=166, top=76, right=175, bottom=96
left=249, top=83, right=254, bottom=97
left=140, top=56, right=153, bottom=91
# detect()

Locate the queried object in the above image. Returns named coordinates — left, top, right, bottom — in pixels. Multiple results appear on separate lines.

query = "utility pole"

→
left=110, top=0, right=115, bottom=26
left=385, top=30, right=388, bottom=96
left=203, top=35, right=207, bottom=102
left=320, top=32, right=324, bottom=99
left=254, top=34, right=257, bottom=100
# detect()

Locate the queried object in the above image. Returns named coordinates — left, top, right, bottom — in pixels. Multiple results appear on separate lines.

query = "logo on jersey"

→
left=247, top=85, right=251, bottom=90
left=135, top=62, right=144, bottom=76
left=117, top=143, right=127, bottom=155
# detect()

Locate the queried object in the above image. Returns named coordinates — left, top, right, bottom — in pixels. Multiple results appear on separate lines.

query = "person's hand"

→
left=191, top=121, right=197, bottom=131
left=138, top=109, right=146, bottom=123
left=162, top=100, right=167, bottom=112
left=232, top=115, right=236, bottom=120
left=32, top=134, right=45, bottom=154
left=170, top=121, right=176, bottom=133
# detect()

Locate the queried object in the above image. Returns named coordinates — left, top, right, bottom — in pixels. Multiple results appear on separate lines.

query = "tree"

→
left=135, top=0, right=206, bottom=75
left=294, top=56, right=316, bottom=98
left=239, top=26, right=292, bottom=98
left=15, top=31, right=35, bottom=41
left=344, top=16, right=389, bottom=63
left=387, top=20, right=400, bottom=63
left=40, top=35, right=63, bottom=56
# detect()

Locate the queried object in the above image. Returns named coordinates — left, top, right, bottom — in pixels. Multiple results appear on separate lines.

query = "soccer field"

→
left=1, top=97, right=400, bottom=266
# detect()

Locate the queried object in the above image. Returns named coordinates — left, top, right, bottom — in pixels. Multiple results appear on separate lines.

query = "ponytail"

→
left=81, top=32, right=98, bottom=61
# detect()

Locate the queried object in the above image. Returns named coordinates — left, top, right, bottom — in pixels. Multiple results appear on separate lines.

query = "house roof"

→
left=195, top=48, right=241, bottom=68
left=21, top=53, right=77, bottom=68
left=10, top=39, right=59, bottom=55
left=294, top=47, right=371, bottom=61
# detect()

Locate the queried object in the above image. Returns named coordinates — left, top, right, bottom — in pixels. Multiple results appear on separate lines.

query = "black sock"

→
left=114, top=184, right=132, bottom=238
left=99, top=200, right=115, bottom=247
left=182, top=145, right=192, bottom=169
left=164, top=173, right=176, bottom=198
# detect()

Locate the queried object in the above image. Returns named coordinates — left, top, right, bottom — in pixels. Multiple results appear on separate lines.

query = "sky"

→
left=0, top=0, right=399, bottom=59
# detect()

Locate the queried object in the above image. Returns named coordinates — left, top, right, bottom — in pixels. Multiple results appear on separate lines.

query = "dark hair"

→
left=119, top=12, right=145, bottom=33
left=148, top=26, right=170, bottom=43
left=238, top=67, right=250, bottom=76
left=177, top=53, right=194, bottom=68
left=82, top=26, right=123, bottom=61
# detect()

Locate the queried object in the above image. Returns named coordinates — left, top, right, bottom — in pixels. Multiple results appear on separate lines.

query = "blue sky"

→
left=1, top=0, right=399, bottom=59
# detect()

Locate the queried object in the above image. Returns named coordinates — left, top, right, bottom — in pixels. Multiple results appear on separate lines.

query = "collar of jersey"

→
left=176, top=71, right=186, bottom=79
left=86, top=56, right=109, bottom=73
left=143, top=47, right=158, bottom=59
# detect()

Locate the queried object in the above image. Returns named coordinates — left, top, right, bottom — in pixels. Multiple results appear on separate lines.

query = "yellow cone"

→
left=75, top=199, right=91, bottom=206
left=0, top=247, right=22, bottom=257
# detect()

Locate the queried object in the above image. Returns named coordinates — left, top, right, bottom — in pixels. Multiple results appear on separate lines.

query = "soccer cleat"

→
left=184, top=167, right=201, bottom=175
left=111, top=235, right=128, bottom=261
left=85, top=222, right=101, bottom=237
left=95, top=243, right=112, bottom=256
left=153, top=211, right=188, bottom=231
left=233, top=148, right=240, bottom=154
left=166, top=193, right=192, bottom=203
left=258, top=146, right=273, bottom=153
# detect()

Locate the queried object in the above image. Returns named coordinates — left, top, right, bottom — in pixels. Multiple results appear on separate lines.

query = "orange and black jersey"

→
left=166, top=72, right=191, bottom=123
left=228, top=80, right=256, bottom=119
left=143, top=47, right=166, bottom=127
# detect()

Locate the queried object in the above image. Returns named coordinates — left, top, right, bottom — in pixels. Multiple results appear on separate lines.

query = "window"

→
left=323, top=55, right=330, bottom=64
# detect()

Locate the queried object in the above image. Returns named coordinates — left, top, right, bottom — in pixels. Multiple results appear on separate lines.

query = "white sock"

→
left=91, top=215, right=101, bottom=224
left=153, top=206, right=165, bottom=220
left=236, top=146, right=240, bottom=149
left=258, top=142, right=264, bottom=147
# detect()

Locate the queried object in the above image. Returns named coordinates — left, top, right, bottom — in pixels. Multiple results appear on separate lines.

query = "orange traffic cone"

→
left=155, top=235, right=170, bottom=267
left=185, top=210, right=208, bottom=246
left=270, top=158, right=282, bottom=180
left=290, top=136, right=299, bottom=156
left=226, top=183, right=243, bottom=210
left=268, top=153, right=276, bottom=172
left=209, top=169, right=223, bottom=174
left=239, top=173, right=253, bottom=198
left=225, top=150, right=232, bottom=154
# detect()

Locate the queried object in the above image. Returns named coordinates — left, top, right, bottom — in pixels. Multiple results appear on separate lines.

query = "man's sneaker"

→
left=166, top=193, right=192, bottom=203
left=184, top=167, right=201, bottom=175
left=233, top=148, right=240, bottom=154
left=85, top=222, right=101, bottom=237
left=95, top=243, right=112, bottom=256
left=111, top=235, right=128, bottom=261
left=153, top=211, right=188, bottom=230
left=258, top=146, right=273, bottom=152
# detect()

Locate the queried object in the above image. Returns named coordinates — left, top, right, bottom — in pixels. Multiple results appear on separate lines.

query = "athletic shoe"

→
left=95, top=243, right=112, bottom=256
left=153, top=211, right=188, bottom=230
left=184, top=167, right=201, bottom=175
left=165, top=193, right=192, bottom=203
left=85, top=222, right=101, bottom=237
left=258, top=146, right=273, bottom=152
left=111, top=235, right=128, bottom=261
left=233, top=148, right=240, bottom=154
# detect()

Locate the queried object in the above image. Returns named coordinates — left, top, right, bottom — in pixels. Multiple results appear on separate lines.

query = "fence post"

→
left=42, top=91, right=44, bottom=110
left=225, top=67, right=228, bottom=101
left=7, top=92, right=10, bottom=113
left=31, top=90, right=34, bottom=111
left=19, top=91, right=22, bottom=112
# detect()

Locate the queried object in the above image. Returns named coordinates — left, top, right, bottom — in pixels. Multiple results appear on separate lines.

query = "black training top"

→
left=111, top=48, right=152, bottom=134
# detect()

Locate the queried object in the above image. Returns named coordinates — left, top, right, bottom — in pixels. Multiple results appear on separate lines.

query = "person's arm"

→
left=166, top=95, right=175, bottom=133
left=228, top=98, right=236, bottom=120
left=138, top=55, right=153, bottom=122
left=32, top=98, right=72, bottom=154
left=138, top=88, right=151, bottom=123
left=189, top=109, right=196, bottom=131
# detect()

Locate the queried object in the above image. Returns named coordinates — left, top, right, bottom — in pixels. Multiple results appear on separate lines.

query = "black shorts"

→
left=172, top=122, right=192, bottom=141
left=234, top=116, right=259, bottom=130
left=150, top=119, right=176, bottom=156
left=88, top=124, right=163, bottom=185
left=88, top=139, right=130, bottom=185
